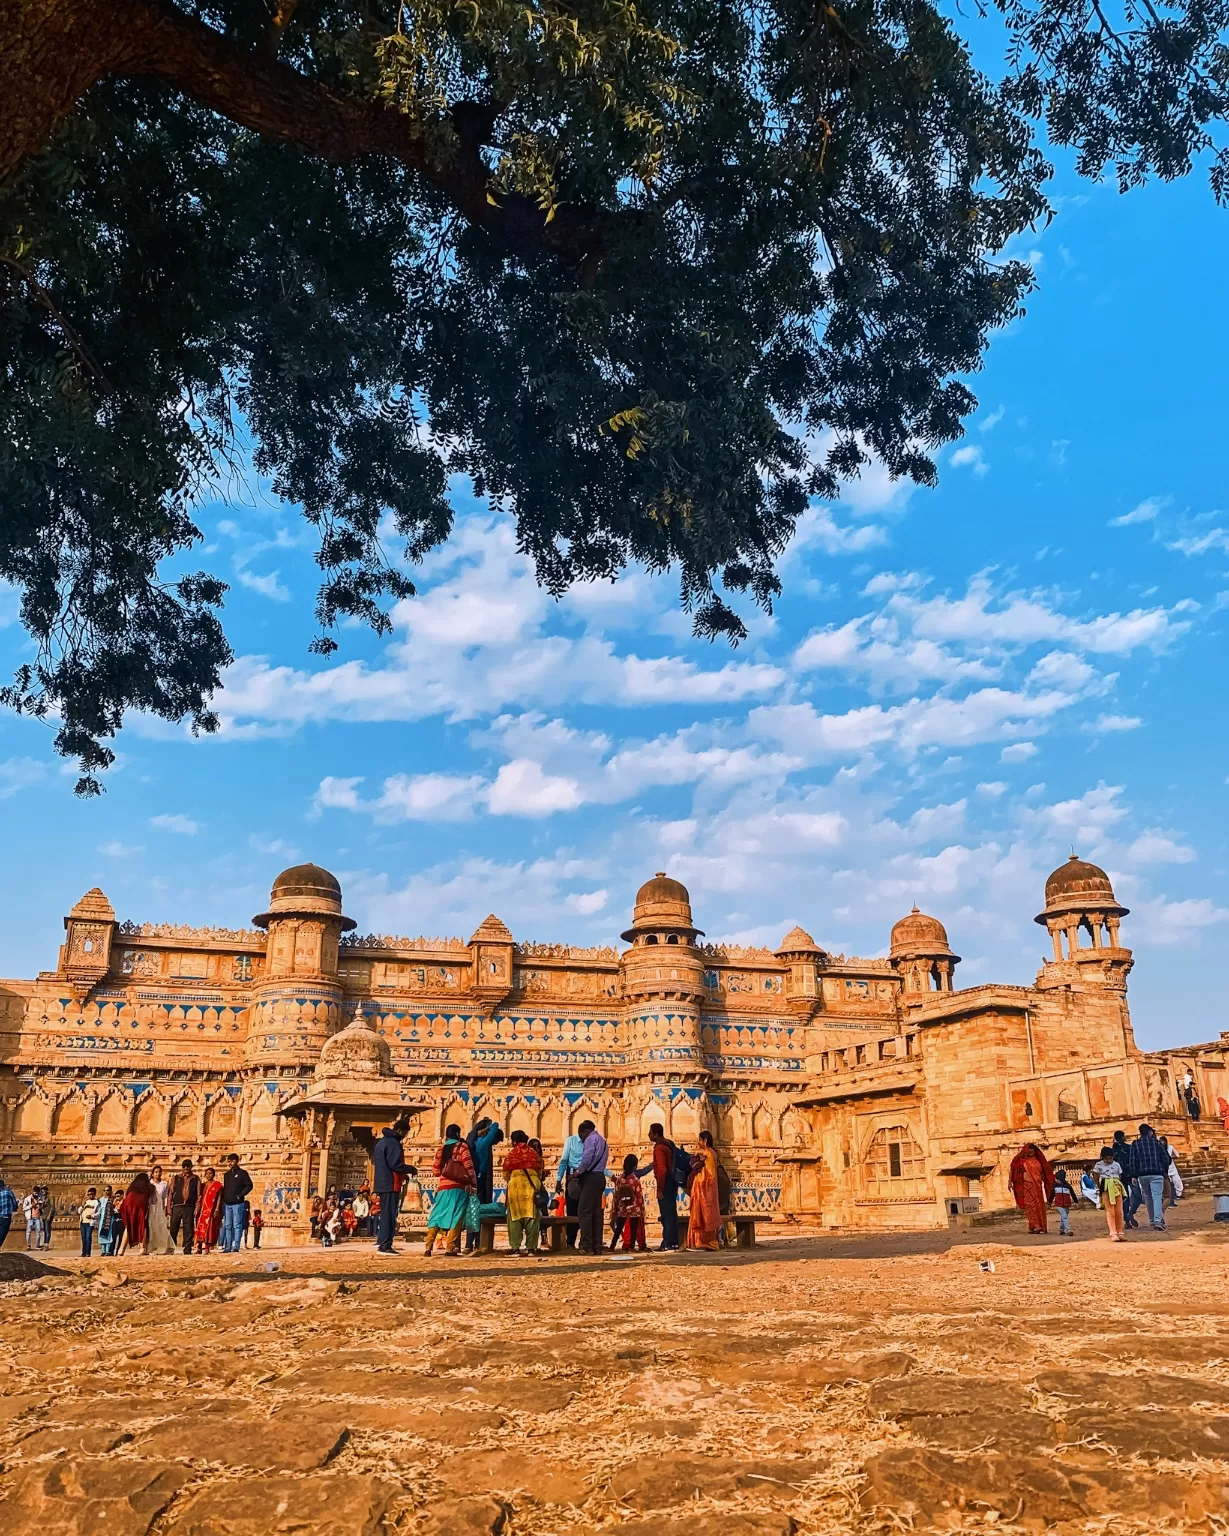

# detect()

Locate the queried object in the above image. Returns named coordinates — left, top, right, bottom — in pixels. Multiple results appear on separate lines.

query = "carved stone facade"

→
left=0, top=858, right=1225, bottom=1238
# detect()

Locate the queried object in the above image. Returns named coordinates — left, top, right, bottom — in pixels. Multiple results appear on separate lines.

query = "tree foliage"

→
left=0, top=0, right=1225, bottom=789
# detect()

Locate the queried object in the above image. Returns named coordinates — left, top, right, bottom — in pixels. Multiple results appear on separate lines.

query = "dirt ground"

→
left=1, top=1198, right=1227, bottom=1536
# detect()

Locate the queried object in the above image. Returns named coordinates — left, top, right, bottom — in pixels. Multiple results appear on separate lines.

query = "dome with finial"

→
left=253, top=862, right=355, bottom=930
left=890, top=906, right=955, bottom=957
left=1036, top=854, right=1128, bottom=924
left=775, top=924, right=823, bottom=956
left=621, top=872, right=703, bottom=942
left=316, top=1010, right=392, bottom=1079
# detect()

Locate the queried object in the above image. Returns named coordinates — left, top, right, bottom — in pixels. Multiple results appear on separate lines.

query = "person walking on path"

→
left=555, top=1125, right=587, bottom=1249
left=194, top=1166, right=224, bottom=1253
left=1184, top=1084, right=1202, bottom=1121
left=1092, top=1146, right=1128, bottom=1241
left=425, top=1123, right=474, bottom=1256
left=642, top=1124, right=682, bottom=1251
left=373, top=1122, right=410, bottom=1255
left=574, top=1120, right=609, bottom=1256
left=1111, top=1130, right=1141, bottom=1228
left=79, top=1188, right=100, bottom=1257
left=685, top=1130, right=723, bottom=1250
left=1008, top=1143, right=1055, bottom=1235
left=1050, top=1168, right=1076, bottom=1235
left=169, top=1160, right=199, bottom=1255
left=609, top=1155, right=649, bottom=1252
left=503, top=1130, right=544, bottom=1255
left=0, top=1177, right=17, bottom=1249
left=1128, top=1124, right=1171, bottom=1231
left=220, top=1154, right=253, bottom=1254
left=117, top=1172, right=153, bottom=1256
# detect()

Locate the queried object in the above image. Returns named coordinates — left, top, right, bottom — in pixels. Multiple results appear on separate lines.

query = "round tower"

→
left=620, top=873, right=707, bottom=1071
left=247, top=863, right=355, bottom=1069
left=774, top=925, right=828, bottom=1019
left=889, top=906, right=959, bottom=993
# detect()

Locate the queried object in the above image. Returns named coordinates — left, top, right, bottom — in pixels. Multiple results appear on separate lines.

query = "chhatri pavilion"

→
left=0, top=860, right=1224, bottom=1238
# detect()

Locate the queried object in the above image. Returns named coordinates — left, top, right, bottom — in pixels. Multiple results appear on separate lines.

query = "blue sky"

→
left=1, top=155, right=1226, bottom=1051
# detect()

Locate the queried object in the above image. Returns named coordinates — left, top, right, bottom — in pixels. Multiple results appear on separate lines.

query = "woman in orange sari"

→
left=194, top=1166, right=223, bottom=1253
left=685, top=1130, right=722, bottom=1251
left=1008, top=1143, right=1055, bottom=1234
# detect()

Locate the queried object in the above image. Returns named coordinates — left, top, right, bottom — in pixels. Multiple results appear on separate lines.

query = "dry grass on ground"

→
left=0, top=1200, right=1227, bottom=1535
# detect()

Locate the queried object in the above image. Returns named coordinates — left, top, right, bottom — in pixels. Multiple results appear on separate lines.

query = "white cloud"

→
left=979, top=406, right=1005, bottom=433
left=99, top=840, right=144, bottom=858
left=1166, top=527, right=1229, bottom=557
left=788, top=505, right=890, bottom=557
left=375, top=773, right=486, bottom=822
left=237, top=568, right=291, bottom=602
left=950, top=444, right=989, bottom=476
left=977, top=781, right=1008, bottom=798
left=0, top=757, right=47, bottom=798
left=1126, top=832, right=1196, bottom=865
left=314, top=775, right=364, bottom=812
left=486, top=760, right=584, bottom=818
left=1109, top=495, right=1168, bottom=528
left=1087, top=713, right=1142, bottom=733
left=149, top=813, right=199, bottom=835
left=250, top=835, right=301, bottom=859
left=567, top=889, right=609, bottom=916
left=1128, top=896, right=1229, bottom=945
left=1001, top=741, right=1038, bottom=763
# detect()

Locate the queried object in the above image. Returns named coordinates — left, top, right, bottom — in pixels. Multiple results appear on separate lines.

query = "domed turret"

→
left=776, top=924, right=823, bottom=956
left=621, top=872, right=703, bottom=944
left=253, top=862, right=354, bottom=930
left=1035, top=854, right=1129, bottom=960
left=890, top=906, right=959, bottom=993
left=775, top=924, right=828, bottom=1020
left=316, top=1010, right=392, bottom=1080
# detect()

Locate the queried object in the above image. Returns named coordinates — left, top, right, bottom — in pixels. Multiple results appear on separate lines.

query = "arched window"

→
left=666, top=933, right=679, bottom=945
left=645, top=934, right=659, bottom=945
left=863, top=1123, right=926, bottom=1195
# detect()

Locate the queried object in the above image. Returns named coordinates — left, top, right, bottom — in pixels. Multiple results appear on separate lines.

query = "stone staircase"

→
left=1179, top=1120, right=1229, bottom=1191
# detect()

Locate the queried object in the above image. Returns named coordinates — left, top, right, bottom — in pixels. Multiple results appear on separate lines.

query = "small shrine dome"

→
left=316, top=1014, right=392, bottom=1079
left=775, top=924, right=823, bottom=956
left=889, top=906, right=955, bottom=957
left=621, top=872, right=703, bottom=942
left=253, top=861, right=355, bottom=930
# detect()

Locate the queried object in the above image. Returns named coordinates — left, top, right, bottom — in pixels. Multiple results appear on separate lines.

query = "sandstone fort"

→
left=1, top=858, right=1224, bottom=1238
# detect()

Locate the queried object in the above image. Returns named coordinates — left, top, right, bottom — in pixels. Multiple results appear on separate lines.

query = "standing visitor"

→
left=608, top=1154, right=648, bottom=1252
left=309, top=1194, right=323, bottom=1240
left=0, top=1177, right=17, bottom=1249
left=150, top=1165, right=170, bottom=1221
left=117, top=1172, right=153, bottom=1256
left=367, top=1191, right=380, bottom=1239
left=194, top=1166, right=224, bottom=1253
left=351, top=1187, right=370, bottom=1237
left=529, top=1140, right=551, bottom=1229
left=425, top=1123, right=474, bottom=1256
left=573, top=1119, right=609, bottom=1256
left=79, top=1187, right=100, bottom=1257
left=1050, top=1168, right=1076, bottom=1235
left=147, top=1168, right=175, bottom=1256
left=1184, top=1084, right=1202, bottom=1121
left=97, top=1185, right=119, bottom=1256
left=168, top=1160, right=199, bottom=1256
left=642, top=1124, right=682, bottom=1251
left=1159, top=1138, right=1183, bottom=1209
left=39, top=1187, right=55, bottom=1250
left=464, top=1119, right=504, bottom=1253
left=503, top=1130, right=544, bottom=1256
left=220, top=1154, right=253, bottom=1254
left=1128, top=1124, right=1171, bottom=1231
left=373, top=1122, right=410, bottom=1255
left=22, top=1188, right=42, bottom=1250
left=555, top=1123, right=587, bottom=1249
left=1008, top=1143, right=1055, bottom=1235
left=1217, top=1095, right=1229, bottom=1131
left=251, top=1208, right=263, bottom=1248
left=1093, top=1145, right=1127, bottom=1241
left=685, top=1130, right=722, bottom=1251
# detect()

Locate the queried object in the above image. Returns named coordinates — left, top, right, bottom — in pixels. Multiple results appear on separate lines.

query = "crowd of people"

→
left=0, top=1154, right=261, bottom=1256
left=349, top=1114, right=735, bottom=1258
left=1009, top=1123, right=1187, bottom=1240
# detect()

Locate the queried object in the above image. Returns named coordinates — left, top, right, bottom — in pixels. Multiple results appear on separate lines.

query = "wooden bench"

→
left=475, top=1213, right=580, bottom=1253
left=679, top=1213, right=774, bottom=1248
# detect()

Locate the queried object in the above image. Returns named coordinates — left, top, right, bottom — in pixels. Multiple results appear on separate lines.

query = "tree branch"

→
left=1, top=0, right=615, bottom=272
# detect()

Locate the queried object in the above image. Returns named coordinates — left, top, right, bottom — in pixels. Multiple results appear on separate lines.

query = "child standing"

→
left=1051, top=1168, right=1076, bottom=1235
left=79, top=1187, right=100, bottom=1257
left=1092, top=1146, right=1127, bottom=1242
left=608, top=1154, right=648, bottom=1252
left=251, top=1208, right=263, bottom=1249
left=97, top=1185, right=118, bottom=1256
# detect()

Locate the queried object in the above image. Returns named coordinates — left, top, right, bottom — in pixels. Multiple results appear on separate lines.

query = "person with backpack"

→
left=425, top=1123, right=474, bottom=1256
left=641, top=1123, right=686, bottom=1251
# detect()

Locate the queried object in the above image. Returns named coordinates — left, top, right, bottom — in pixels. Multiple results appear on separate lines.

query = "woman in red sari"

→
left=194, top=1166, right=223, bottom=1253
left=117, top=1172, right=152, bottom=1256
left=1008, top=1143, right=1055, bottom=1234
left=685, top=1130, right=722, bottom=1251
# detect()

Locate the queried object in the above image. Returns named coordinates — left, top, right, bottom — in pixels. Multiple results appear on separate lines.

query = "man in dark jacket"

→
left=169, top=1158, right=199, bottom=1256
left=373, top=1123, right=409, bottom=1254
left=1129, top=1124, right=1171, bottom=1231
left=220, top=1154, right=253, bottom=1253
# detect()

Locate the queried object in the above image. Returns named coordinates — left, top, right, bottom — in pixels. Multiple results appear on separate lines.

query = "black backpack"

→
left=668, top=1140, right=692, bottom=1188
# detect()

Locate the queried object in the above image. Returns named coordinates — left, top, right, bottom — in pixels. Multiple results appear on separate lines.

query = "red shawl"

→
left=1008, top=1144, right=1055, bottom=1203
left=194, top=1179, right=223, bottom=1246
left=502, top=1143, right=544, bottom=1176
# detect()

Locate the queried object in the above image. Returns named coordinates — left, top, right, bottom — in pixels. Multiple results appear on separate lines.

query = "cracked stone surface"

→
left=0, top=1205, right=1225, bottom=1534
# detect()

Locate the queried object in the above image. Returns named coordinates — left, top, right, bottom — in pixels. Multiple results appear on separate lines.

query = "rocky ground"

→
left=0, top=1199, right=1226, bottom=1535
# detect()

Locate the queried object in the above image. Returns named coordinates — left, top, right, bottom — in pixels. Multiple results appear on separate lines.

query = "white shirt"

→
left=21, top=1194, right=39, bottom=1219
left=152, top=1178, right=170, bottom=1210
